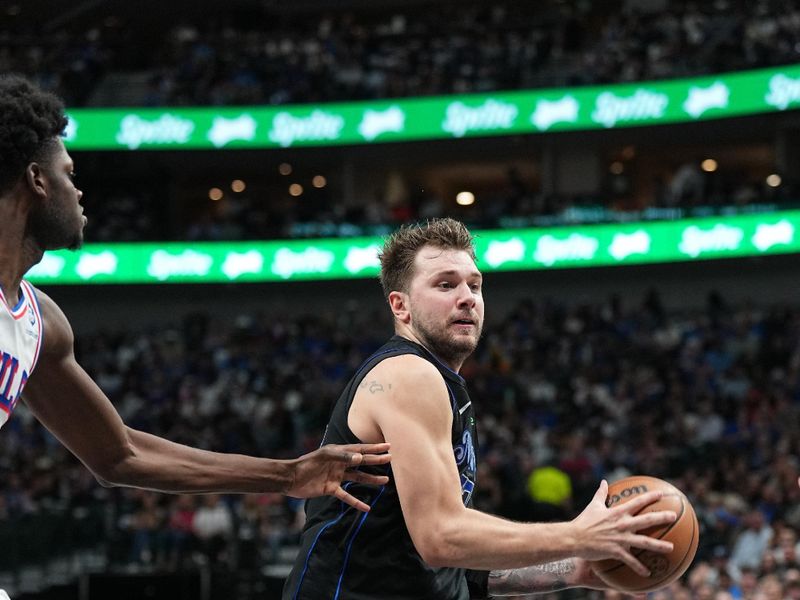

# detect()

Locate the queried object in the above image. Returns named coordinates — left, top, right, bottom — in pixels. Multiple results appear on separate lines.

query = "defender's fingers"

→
left=344, top=471, right=390, bottom=486
left=325, top=443, right=391, bottom=466
left=356, top=452, right=392, bottom=466
left=333, top=486, right=371, bottom=512
left=354, top=443, right=391, bottom=454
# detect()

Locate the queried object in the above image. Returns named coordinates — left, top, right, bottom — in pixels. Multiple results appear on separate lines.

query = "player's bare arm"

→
left=488, top=559, right=579, bottom=595
left=22, top=289, right=390, bottom=511
left=349, top=353, right=675, bottom=572
left=487, top=555, right=626, bottom=596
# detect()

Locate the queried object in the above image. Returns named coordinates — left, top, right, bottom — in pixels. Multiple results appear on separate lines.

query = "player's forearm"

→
left=487, top=560, right=578, bottom=597
left=95, top=427, right=294, bottom=494
left=420, top=508, right=578, bottom=570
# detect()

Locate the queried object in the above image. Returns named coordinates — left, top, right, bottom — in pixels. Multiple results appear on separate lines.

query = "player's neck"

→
left=394, top=324, right=465, bottom=373
left=0, top=194, right=43, bottom=303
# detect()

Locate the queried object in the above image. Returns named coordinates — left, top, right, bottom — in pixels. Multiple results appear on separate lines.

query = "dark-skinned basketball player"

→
left=0, top=74, right=391, bottom=598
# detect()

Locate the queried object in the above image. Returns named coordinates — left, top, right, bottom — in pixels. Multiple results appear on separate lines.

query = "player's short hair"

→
left=378, top=218, right=476, bottom=298
left=0, top=75, right=68, bottom=195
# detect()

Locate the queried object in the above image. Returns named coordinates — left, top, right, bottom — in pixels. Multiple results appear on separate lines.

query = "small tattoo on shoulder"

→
left=359, top=380, right=391, bottom=394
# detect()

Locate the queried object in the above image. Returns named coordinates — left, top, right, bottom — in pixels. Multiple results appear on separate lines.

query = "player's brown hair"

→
left=378, top=218, right=476, bottom=298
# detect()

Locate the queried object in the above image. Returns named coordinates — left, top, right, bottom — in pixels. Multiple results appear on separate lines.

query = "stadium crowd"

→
left=3, top=0, right=800, bottom=597
left=0, top=291, right=799, bottom=599
left=2, top=0, right=799, bottom=107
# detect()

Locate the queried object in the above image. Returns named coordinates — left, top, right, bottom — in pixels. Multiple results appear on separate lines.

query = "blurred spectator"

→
left=164, top=494, right=197, bottom=569
left=192, top=494, right=234, bottom=566
left=729, top=510, right=774, bottom=576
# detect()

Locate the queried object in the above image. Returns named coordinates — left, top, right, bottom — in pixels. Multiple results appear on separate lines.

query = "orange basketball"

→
left=592, top=475, right=700, bottom=593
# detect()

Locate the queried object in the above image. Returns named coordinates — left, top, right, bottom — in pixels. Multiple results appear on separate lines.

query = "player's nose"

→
left=456, top=282, right=476, bottom=308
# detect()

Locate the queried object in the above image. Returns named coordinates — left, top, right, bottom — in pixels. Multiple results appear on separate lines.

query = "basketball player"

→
left=284, top=218, right=677, bottom=599
left=0, top=76, right=391, bottom=513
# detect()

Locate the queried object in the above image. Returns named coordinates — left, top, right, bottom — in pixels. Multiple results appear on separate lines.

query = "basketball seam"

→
left=622, top=505, right=699, bottom=592
left=597, top=492, right=687, bottom=576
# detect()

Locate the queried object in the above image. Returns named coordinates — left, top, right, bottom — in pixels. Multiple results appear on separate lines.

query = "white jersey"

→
left=0, top=280, right=43, bottom=428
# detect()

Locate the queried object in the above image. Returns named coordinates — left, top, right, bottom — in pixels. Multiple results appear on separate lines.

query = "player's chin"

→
left=451, top=334, right=478, bottom=352
left=67, top=231, right=85, bottom=251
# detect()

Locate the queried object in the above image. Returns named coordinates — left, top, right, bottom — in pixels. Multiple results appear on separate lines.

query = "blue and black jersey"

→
left=283, top=335, right=483, bottom=600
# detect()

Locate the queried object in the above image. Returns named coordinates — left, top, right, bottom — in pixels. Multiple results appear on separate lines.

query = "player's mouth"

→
left=451, top=317, right=476, bottom=328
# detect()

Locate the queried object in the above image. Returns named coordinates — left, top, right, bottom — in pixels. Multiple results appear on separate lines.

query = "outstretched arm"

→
left=22, top=290, right=390, bottom=511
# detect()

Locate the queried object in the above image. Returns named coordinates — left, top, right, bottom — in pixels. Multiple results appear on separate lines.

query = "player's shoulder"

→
left=376, top=352, right=440, bottom=377
left=367, top=352, right=446, bottom=393
left=25, top=283, right=73, bottom=350
left=26, top=284, right=64, bottom=321
left=361, top=353, right=451, bottom=421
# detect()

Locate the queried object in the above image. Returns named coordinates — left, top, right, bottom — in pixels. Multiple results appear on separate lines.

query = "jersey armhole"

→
left=20, top=281, right=44, bottom=376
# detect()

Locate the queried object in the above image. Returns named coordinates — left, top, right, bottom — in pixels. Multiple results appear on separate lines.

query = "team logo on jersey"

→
left=0, top=351, right=28, bottom=414
left=454, top=429, right=475, bottom=470
left=454, top=429, right=476, bottom=505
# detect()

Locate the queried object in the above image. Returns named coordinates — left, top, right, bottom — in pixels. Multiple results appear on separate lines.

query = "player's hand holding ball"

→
left=590, top=476, right=699, bottom=594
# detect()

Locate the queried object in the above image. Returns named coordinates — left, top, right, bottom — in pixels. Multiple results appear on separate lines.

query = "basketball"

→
left=592, top=475, right=700, bottom=593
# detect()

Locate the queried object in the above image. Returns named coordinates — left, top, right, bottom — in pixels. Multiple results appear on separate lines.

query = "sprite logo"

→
left=591, top=89, right=669, bottom=128
left=221, top=250, right=264, bottom=280
left=530, top=96, right=579, bottom=131
left=484, top=238, right=525, bottom=267
left=358, top=106, right=405, bottom=141
left=683, top=82, right=729, bottom=118
left=207, top=114, right=257, bottom=148
left=268, top=110, right=345, bottom=147
left=752, top=220, right=794, bottom=252
left=27, top=253, right=67, bottom=279
left=116, top=114, right=195, bottom=149
left=343, top=246, right=380, bottom=274
left=442, top=99, right=518, bottom=138
left=765, top=74, right=800, bottom=110
left=147, top=250, right=213, bottom=281
left=271, top=247, right=335, bottom=279
left=679, top=224, right=744, bottom=257
left=534, top=234, right=599, bottom=266
left=609, top=230, right=651, bottom=261
left=76, top=251, right=118, bottom=280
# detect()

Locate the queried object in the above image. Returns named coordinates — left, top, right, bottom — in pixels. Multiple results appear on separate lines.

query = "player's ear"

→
left=25, top=162, right=48, bottom=200
left=388, top=290, right=411, bottom=323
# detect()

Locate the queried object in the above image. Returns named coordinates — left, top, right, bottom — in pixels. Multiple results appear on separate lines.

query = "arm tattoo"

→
left=358, top=380, right=391, bottom=394
left=487, top=559, right=576, bottom=597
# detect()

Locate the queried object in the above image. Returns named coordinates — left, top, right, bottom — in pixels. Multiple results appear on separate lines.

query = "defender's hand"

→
left=286, top=443, right=391, bottom=512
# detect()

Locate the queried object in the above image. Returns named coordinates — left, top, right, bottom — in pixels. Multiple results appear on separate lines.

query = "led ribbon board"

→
left=62, top=64, right=800, bottom=150
left=26, top=211, right=800, bottom=284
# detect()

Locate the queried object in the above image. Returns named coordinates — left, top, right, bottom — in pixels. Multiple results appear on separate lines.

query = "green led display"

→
left=25, top=211, right=800, bottom=285
left=62, top=65, right=800, bottom=151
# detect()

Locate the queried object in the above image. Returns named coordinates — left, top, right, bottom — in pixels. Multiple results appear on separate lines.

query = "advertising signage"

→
left=26, top=211, right=800, bottom=285
left=62, top=64, right=800, bottom=151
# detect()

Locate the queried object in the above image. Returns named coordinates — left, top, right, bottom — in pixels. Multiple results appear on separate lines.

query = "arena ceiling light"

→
left=701, top=159, right=718, bottom=172
left=456, top=191, right=475, bottom=206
